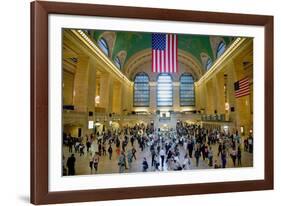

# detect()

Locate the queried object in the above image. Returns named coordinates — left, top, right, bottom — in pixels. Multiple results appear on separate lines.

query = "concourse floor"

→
left=63, top=139, right=253, bottom=176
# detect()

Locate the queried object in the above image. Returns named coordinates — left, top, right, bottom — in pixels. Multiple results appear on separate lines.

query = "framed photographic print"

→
left=31, top=1, right=274, bottom=204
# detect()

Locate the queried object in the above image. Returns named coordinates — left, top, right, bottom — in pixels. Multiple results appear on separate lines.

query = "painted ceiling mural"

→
left=87, top=29, right=235, bottom=71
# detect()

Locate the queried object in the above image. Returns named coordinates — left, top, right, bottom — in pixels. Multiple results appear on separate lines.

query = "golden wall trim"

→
left=69, top=30, right=132, bottom=86
left=195, top=38, right=251, bottom=86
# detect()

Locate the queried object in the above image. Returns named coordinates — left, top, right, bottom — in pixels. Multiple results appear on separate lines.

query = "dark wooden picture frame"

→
left=31, top=1, right=274, bottom=204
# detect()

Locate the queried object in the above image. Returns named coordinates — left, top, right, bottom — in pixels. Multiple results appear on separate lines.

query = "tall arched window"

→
left=205, top=57, right=212, bottom=70
left=216, top=41, right=226, bottom=58
left=114, top=56, right=122, bottom=69
left=157, top=74, right=173, bottom=107
left=97, top=38, right=109, bottom=56
left=180, top=74, right=195, bottom=106
left=134, top=73, right=150, bottom=107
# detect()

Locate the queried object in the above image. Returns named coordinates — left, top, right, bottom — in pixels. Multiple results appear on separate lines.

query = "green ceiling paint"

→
left=87, top=29, right=234, bottom=67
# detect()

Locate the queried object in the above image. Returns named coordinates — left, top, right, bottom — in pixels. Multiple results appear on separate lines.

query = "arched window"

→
left=216, top=41, right=226, bottom=58
left=97, top=38, right=109, bottom=56
left=180, top=74, right=195, bottom=106
left=114, top=56, right=122, bottom=69
left=206, top=57, right=212, bottom=70
left=157, top=74, right=173, bottom=107
left=134, top=73, right=150, bottom=107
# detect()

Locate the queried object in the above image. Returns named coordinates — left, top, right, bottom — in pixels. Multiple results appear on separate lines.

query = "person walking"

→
left=108, top=144, right=113, bottom=160
left=187, top=140, right=193, bottom=158
left=159, top=148, right=165, bottom=168
left=118, top=151, right=126, bottom=173
left=132, top=146, right=137, bottom=160
left=86, top=140, right=91, bottom=153
left=142, top=157, right=149, bottom=172
left=127, top=149, right=133, bottom=169
left=93, top=152, right=100, bottom=174
left=221, top=149, right=227, bottom=168
left=195, top=148, right=201, bottom=167
left=237, top=146, right=242, bottom=166
left=68, top=138, right=73, bottom=153
left=182, top=154, right=191, bottom=170
left=151, top=149, right=156, bottom=167
left=89, top=156, right=93, bottom=174
left=66, top=154, right=76, bottom=175
left=230, top=148, right=237, bottom=167
left=208, top=146, right=213, bottom=167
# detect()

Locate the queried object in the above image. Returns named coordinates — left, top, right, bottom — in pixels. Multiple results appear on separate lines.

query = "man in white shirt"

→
left=159, top=148, right=165, bottom=168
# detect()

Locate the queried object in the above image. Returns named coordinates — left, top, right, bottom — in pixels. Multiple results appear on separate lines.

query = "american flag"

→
left=152, top=33, right=178, bottom=73
left=234, top=77, right=250, bottom=98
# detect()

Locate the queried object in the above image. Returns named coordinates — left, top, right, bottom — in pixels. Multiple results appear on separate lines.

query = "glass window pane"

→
left=216, top=41, right=226, bottom=58
left=97, top=38, right=109, bottom=56
left=114, top=56, right=121, bottom=69
left=180, top=74, right=195, bottom=106
left=157, top=74, right=173, bottom=106
left=206, top=58, right=212, bottom=70
left=134, top=73, right=150, bottom=107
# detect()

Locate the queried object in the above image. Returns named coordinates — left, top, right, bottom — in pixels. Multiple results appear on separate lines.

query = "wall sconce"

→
left=95, top=95, right=100, bottom=104
left=225, top=102, right=229, bottom=111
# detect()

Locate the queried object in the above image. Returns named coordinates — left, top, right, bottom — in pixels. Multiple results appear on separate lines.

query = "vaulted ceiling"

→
left=91, top=30, right=235, bottom=68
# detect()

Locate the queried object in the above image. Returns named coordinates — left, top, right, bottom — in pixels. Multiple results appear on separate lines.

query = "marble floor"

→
left=63, top=140, right=253, bottom=176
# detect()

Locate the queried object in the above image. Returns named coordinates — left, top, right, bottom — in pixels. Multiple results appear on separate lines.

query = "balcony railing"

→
left=201, top=114, right=226, bottom=122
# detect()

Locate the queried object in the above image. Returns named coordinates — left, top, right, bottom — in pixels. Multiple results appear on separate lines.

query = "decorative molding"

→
left=124, top=49, right=203, bottom=81
left=68, top=29, right=132, bottom=86
left=209, top=36, right=226, bottom=59
left=196, top=38, right=250, bottom=86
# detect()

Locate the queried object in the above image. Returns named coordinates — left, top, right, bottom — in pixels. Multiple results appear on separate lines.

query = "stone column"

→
left=87, top=60, right=96, bottom=114
left=173, top=82, right=180, bottom=111
left=214, top=72, right=225, bottom=114
left=73, top=55, right=89, bottom=112
left=112, top=81, right=121, bottom=114
left=99, top=73, right=113, bottom=114
left=149, top=82, right=157, bottom=112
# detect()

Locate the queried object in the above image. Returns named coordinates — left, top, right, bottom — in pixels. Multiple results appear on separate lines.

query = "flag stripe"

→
left=152, top=50, right=155, bottom=72
left=175, top=35, right=178, bottom=73
left=152, top=33, right=178, bottom=73
left=235, top=77, right=250, bottom=98
left=165, top=35, right=168, bottom=73
left=173, top=35, right=177, bottom=72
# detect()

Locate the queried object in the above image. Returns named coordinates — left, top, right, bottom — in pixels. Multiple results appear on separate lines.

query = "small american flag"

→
left=152, top=33, right=178, bottom=73
left=234, top=77, right=250, bottom=98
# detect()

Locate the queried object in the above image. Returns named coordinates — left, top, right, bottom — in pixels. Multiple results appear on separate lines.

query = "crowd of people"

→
left=63, top=121, right=253, bottom=176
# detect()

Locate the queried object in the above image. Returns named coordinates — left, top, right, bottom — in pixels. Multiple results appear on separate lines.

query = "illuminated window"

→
left=114, top=56, right=122, bottom=69
left=216, top=41, right=226, bottom=58
left=157, top=74, right=173, bottom=107
left=134, top=73, right=150, bottom=107
left=180, top=74, right=195, bottom=106
left=97, top=38, right=109, bottom=56
left=206, top=57, right=212, bottom=70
